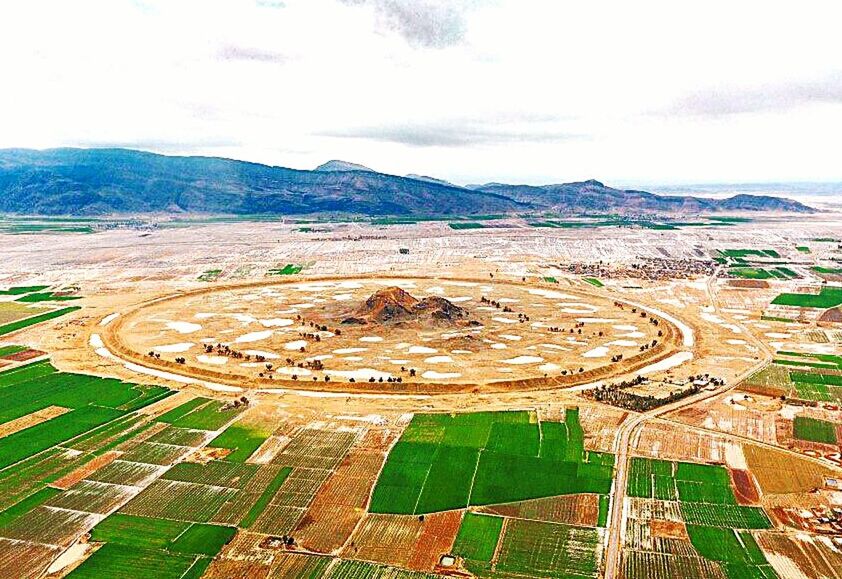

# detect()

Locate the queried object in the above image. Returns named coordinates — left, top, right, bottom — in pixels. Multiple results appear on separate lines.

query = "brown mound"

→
left=343, top=286, right=467, bottom=324
left=819, top=307, right=842, bottom=323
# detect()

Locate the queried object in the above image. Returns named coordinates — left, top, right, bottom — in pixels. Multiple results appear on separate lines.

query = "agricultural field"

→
left=771, top=286, right=842, bottom=309
left=792, top=416, right=838, bottom=444
left=369, top=409, right=613, bottom=515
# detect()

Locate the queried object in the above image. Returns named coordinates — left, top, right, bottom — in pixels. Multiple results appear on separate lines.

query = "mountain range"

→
left=0, top=148, right=814, bottom=216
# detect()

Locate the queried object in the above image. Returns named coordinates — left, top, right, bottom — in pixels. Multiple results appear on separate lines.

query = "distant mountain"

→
left=314, top=160, right=374, bottom=172
left=472, top=179, right=814, bottom=214
left=405, top=174, right=455, bottom=187
left=0, top=148, right=815, bottom=216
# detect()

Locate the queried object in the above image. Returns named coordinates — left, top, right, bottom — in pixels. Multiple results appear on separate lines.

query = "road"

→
left=602, top=267, right=775, bottom=579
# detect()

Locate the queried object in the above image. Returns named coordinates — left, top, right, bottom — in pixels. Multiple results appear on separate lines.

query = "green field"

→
left=15, top=291, right=82, bottom=303
left=771, top=286, right=842, bottom=309
left=793, top=416, right=838, bottom=444
left=197, top=269, right=222, bottom=282
left=0, top=306, right=81, bottom=336
left=240, top=466, right=293, bottom=528
left=628, top=458, right=771, bottom=529
left=0, top=345, right=27, bottom=357
left=813, top=266, right=842, bottom=275
left=369, top=409, right=613, bottom=515
left=452, top=512, right=503, bottom=573
left=495, top=518, right=602, bottom=578
left=448, top=222, right=486, bottom=229
left=796, top=246, right=811, bottom=253
left=719, top=249, right=780, bottom=259
left=584, top=277, right=604, bottom=287
left=687, top=526, right=777, bottom=579
left=729, top=268, right=773, bottom=280
left=268, top=263, right=304, bottom=275
left=208, top=423, right=271, bottom=462
left=158, top=398, right=244, bottom=430
left=0, top=286, right=49, bottom=295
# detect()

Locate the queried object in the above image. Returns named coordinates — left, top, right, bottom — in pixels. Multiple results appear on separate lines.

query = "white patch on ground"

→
left=235, top=330, right=273, bottom=343
left=244, top=350, right=280, bottom=359
left=260, top=318, right=294, bottom=327
left=448, top=296, right=472, bottom=302
left=612, top=324, right=637, bottom=331
left=424, top=355, right=453, bottom=364
left=492, top=317, right=518, bottom=324
left=607, top=340, right=637, bottom=347
left=540, top=343, right=569, bottom=350
left=306, top=354, right=333, bottom=361
left=499, top=334, right=522, bottom=341
left=277, top=367, right=311, bottom=376
left=153, top=343, right=194, bottom=353
left=490, top=343, right=507, bottom=350
left=390, top=359, right=409, bottom=364
left=560, top=305, right=599, bottom=314
left=334, top=347, right=368, bottom=354
left=285, top=340, right=308, bottom=350
left=451, top=349, right=473, bottom=354
left=724, top=443, right=748, bottom=470
left=583, top=346, right=609, bottom=358
left=502, top=355, right=544, bottom=364
left=765, top=332, right=791, bottom=339
left=122, top=362, right=243, bottom=392
left=426, top=286, right=445, bottom=294
left=443, top=281, right=477, bottom=287
left=528, top=288, right=575, bottom=299
left=577, top=317, right=616, bottom=323
left=360, top=336, right=383, bottom=343
left=195, top=312, right=216, bottom=319
left=407, top=345, right=437, bottom=354
left=619, top=331, right=646, bottom=338
left=165, top=321, right=202, bottom=334
left=291, top=303, right=315, bottom=309
left=497, top=298, right=519, bottom=303
left=89, top=333, right=105, bottom=348
left=343, top=356, right=364, bottom=361
left=197, top=355, right=228, bottom=365
left=638, top=351, right=694, bottom=374
left=46, top=542, right=90, bottom=575
left=421, top=370, right=461, bottom=379
left=233, top=313, right=257, bottom=324
left=779, top=405, right=803, bottom=420
left=99, top=313, right=119, bottom=326
left=497, top=368, right=514, bottom=373
left=539, top=363, right=561, bottom=372
left=726, top=339, right=747, bottom=345
left=333, top=293, right=354, bottom=301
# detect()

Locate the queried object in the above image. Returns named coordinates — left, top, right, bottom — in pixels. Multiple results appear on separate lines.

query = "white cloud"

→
left=0, top=0, right=840, bottom=184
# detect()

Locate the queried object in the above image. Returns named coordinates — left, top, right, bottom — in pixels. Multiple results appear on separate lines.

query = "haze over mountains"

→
left=0, top=148, right=814, bottom=216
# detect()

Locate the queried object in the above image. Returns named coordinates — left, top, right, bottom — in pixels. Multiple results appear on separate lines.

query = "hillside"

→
left=0, top=148, right=815, bottom=216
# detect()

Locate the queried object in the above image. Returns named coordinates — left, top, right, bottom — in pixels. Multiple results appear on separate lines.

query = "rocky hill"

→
left=0, top=148, right=815, bottom=216
left=343, top=287, right=468, bottom=324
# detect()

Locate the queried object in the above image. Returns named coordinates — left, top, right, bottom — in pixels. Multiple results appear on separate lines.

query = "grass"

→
left=452, top=512, right=503, bottom=563
left=0, top=306, right=81, bottom=336
left=90, top=513, right=191, bottom=549
left=813, top=266, right=842, bottom=275
left=0, top=345, right=27, bottom=357
left=207, top=424, right=271, bottom=461
left=719, top=249, right=780, bottom=259
left=369, top=409, right=613, bottom=515
left=267, top=264, right=304, bottom=275
left=729, top=268, right=773, bottom=279
left=197, top=269, right=222, bottom=282
left=67, top=543, right=200, bottom=579
left=168, top=523, right=237, bottom=555
left=448, top=222, right=486, bottom=229
left=495, top=519, right=601, bottom=578
left=793, top=416, right=838, bottom=444
left=156, top=397, right=210, bottom=423
left=796, top=246, right=811, bottom=253
left=687, top=525, right=776, bottom=578
left=0, top=406, right=124, bottom=469
left=584, top=277, right=604, bottom=287
left=0, top=286, right=49, bottom=295
left=240, top=466, right=292, bottom=528
left=15, top=292, right=81, bottom=303
left=771, top=286, right=842, bottom=309
left=543, top=276, right=558, bottom=283
left=170, top=400, right=245, bottom=431
left=0, top=487, right=61, bottom=527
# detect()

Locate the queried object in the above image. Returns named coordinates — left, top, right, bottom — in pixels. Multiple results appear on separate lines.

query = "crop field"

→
left=208, top=423, right=271, bottom=462
left=452, top=512, right=502, bottom=574
left=771, top=286, right=842, bottom=308
left=478, top=493, right=604, bottom=527
left=0, top=306, right=81, bottom=336
left=627, top=458, right=771, bottom=530
left=370, top=409, right=614, bottom=515
left=495, top=518, right=603, bottom=578
left=0, top=302, right=41, bottom=325
left=744, top=444, right=835, bottom=495
left=792, top=416, right=838, bottom=444
left=267, top=263, right=304, bottom=275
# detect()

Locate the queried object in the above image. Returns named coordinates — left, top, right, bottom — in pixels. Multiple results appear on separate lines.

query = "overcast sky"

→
left=1, top=0, right=841, bottom=185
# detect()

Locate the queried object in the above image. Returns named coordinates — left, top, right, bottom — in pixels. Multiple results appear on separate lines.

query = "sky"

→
left=1, top=0, right=841, bottom=186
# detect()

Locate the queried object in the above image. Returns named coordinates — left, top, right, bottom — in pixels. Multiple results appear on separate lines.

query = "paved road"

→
left=602, top=267, right=774, bottom=579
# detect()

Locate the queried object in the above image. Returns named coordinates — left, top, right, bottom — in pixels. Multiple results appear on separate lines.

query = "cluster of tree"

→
left=586, top=373, right=724, bottom=411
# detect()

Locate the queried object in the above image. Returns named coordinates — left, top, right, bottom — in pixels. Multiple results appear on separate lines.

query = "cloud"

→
left=216, top=44, right=288, bottom=64
left=669, top=73, right=842, bottom=117
left=339, top=0, right=471, bottom=48
left=319, top=116, right=582, bottom=147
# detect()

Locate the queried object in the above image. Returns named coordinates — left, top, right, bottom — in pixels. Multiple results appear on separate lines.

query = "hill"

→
left=0, top=148, right=815, bottom=216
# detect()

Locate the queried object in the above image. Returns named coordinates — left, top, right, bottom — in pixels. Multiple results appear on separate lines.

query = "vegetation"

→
left=452, top=512, right=503, bottom=566
left=793, top=416, right=837, bottom=444
left=369, top=409, right=614, bottom=514
left=268, top=263, right=304, bottom=275
left=0, top=306, right=81, bottom=336
left=208, top=424, right=271, bottom=462
left=771, top=286, right=842, bottom=308
left=584, top=277, right=604, bottom=287
left=240, top=466, right=292, bottom=528
left=448, top=222, right=486, bottom=229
